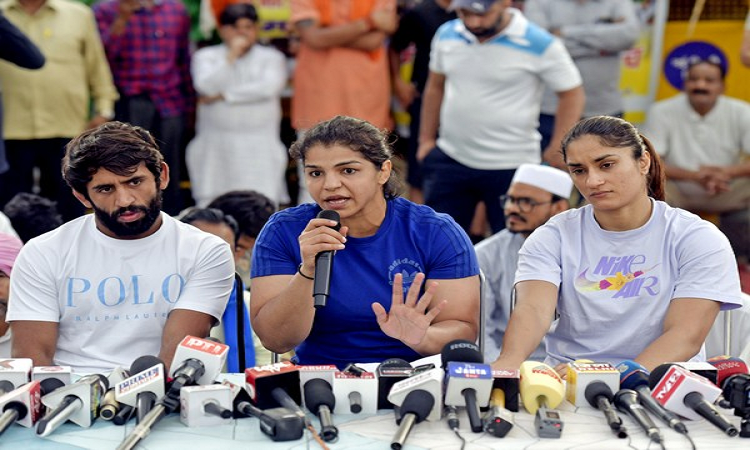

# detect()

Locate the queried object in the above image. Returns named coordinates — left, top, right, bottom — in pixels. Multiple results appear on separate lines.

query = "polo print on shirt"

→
left=574, top=255, right=660, bottom=299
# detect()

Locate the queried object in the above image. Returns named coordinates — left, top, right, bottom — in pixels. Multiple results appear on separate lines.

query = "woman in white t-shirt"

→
left=492, top=116, right=743, bottom=374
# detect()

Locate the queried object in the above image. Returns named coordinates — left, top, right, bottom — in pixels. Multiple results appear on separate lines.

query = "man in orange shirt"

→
left=290, top=0, right=397, bottom=133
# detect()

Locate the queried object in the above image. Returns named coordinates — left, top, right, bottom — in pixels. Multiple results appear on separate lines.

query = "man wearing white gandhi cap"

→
left=475, top=163, right=573, bottom=361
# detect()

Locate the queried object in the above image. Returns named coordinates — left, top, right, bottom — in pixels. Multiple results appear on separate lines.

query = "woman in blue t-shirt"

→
left=249, top=115, right=480, bottom=368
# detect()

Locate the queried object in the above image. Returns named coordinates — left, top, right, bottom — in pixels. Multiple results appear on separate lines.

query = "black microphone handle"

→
left=112, top=404, right=136, bottom=426
left=236, top=401, right=262, bottom=418
left=596, top=396, right=627, bottom=437
left=203, top=400, right=232, bottom=419
left=271, top=387, right=308, bottom=425
left=614, top=390, right=661, bottom=444
left=635, top=385, right=688, bottom=434
left=462, top=389, right=483, bottom=433
left=135, top=391, right=157, bottom=424
left=313, top=250, right=334, bottom=308
left=684, top=392, right=738, bottom=437
left=348, top=391, right=363, bottom=414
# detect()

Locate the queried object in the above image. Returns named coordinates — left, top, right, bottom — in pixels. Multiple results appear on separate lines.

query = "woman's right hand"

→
left=298, top=217, right=348, bottom=276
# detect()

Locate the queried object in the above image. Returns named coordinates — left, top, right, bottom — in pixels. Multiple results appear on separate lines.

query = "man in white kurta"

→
left=186, top=3, right=289, bottom=207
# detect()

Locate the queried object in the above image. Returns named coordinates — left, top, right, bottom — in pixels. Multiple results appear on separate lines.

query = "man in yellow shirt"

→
left=0, top=0, right=118, bottom=221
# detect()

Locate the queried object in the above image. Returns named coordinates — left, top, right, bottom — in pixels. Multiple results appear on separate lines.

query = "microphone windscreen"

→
left=129, top=356, right=164, bottom=375
left=304, top=379, right=335, bottom=411
left=316, top=210, right=341, bottom=231
left=616, top=360, right=650, bottom=391
left=39, top=378, right=65, bottom=396
left=440, top=339, right=483, bottom=366
left=648, top=364, right=673, bottom=390
left=400, top=390, right=434, bottom=422
left=584, top=381, right=613, bottom=407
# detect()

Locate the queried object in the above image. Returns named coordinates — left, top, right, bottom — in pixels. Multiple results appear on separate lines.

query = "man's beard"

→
left=93, top=191, right=163, bottom=238
left=468, top=26, right=499, bottom=39
left=467, top=13, right=506, bottom=39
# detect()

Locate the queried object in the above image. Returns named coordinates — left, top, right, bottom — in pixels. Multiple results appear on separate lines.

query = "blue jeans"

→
left=422, top=146, right=515, bottom=234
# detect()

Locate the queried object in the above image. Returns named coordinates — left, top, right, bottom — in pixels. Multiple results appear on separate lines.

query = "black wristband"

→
left=297, top=264, right=314, bottom=280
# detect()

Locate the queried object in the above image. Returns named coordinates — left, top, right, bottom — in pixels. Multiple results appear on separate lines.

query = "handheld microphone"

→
left=117, top=339, right=221, bottom=450
left=313, top=210, right=341, bottom=309
left=180, top=384, right=233, bottom=427
left=390, top=389, right=434, bottom=450
left=303, top=378, right=338, bottom=442
left=584, top=381, right=628, bottom=438
left=707, top=356, right=750, bottom=418
left=491, top=369, right=520, bottom=412
left=649, top=363, right=738, bottom=436
left=0, top=358, right=33, bottom=388
left=441, top=339, right=492, bottom=433
left=617, top=360, right=688, bottom=434
left=0, top=378, right=64, bottom=435
left=388, top=367, right=443, bottom=422
left=36, top=374, right=109, bottom=437
left=169, top=336, right=229, bottom=386
left=376, top=358, right=414, bottom=410
left=122, top=356, right=165, bottom=424
left=566, top=362, right=620, bottom=406
left=519, top=361, right=564, bottom=438
left=235, top=400, right=305, bottom=441
left=483, top=388, right=513, bottom=437
left=613, top=389, right=663, bottom=445
left=245, top=362, right=302, bottom=410
left=333, top=370, right=377, bottom=414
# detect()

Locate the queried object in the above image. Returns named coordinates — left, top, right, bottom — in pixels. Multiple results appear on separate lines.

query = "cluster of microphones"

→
left=0, top=337, right=748, bottom=449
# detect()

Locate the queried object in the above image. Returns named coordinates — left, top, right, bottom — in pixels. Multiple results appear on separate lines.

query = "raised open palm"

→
left=372, top=272, right=445, bottom=347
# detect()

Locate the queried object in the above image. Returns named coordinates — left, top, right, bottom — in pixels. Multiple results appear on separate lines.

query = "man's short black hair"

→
left=207, top=190, right=275, bottom=239
left=219, top=3, right=258, bottom=26
left=3, top=193, right=63, bottom=243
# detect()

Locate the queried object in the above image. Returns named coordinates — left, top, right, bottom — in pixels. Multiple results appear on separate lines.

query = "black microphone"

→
left=613, top=389, right=663, bottom=446
left=617, top=360, right=689, bottom=434
left=130, top=356, right=166, bottom=424
left=313, top=209, right=341, bottom=308
left=391, top=389, right=434, bottom=450
left=584, top=381, right=627, bottom=438
left=441, top=339, right=492, bottom=433
left=303, top=378, right=338, bottom=442
left=649, top=363, right=738, bottom=437
left=235, top=401, right=305, bottom=441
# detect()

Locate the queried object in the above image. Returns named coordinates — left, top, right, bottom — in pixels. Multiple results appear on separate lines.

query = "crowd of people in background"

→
left=1, top=0, right=750, bottom=370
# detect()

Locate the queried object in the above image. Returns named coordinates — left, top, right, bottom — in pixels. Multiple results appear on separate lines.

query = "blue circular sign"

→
left=663, top=41, right=728, bottom=91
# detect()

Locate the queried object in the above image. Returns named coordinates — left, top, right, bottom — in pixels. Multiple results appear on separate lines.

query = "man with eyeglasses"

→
left=475, top=164, right=572, bottom=362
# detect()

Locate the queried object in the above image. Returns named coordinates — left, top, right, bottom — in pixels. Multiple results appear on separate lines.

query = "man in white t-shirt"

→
left=644, top=58, right=750, bottom=263
left=7, top=122, right=235, bottom=373
left=418, top=0, right=584, bottom=236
